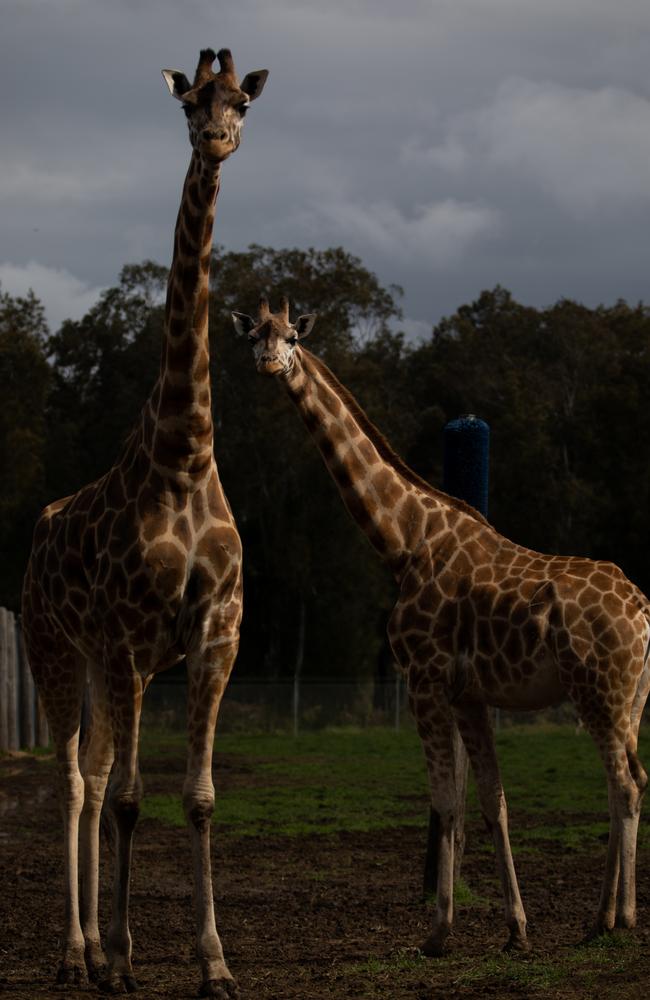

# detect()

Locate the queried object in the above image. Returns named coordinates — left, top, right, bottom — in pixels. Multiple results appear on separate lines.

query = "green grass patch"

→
left=452, top=934, right=642, bottom=993
left=337, top=934, right=644, bottom=998
left=453, top=952, right=567, bottom=991
left=138, top=723, right=650, bottom=847
left=345, top=949, right=428, bottom=977
left=422, top=876, right=491, bottom=908
left=512, top=820, right=610, bottom=851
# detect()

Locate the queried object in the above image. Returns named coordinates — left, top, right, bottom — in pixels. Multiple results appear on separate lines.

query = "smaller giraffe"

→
left=233, top=297, right=650, bottom=956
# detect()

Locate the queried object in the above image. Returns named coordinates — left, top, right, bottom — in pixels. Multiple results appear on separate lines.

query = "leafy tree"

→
left=0, top=287, right=51, bottom=608
left=45, top=261, right=167, bottom=495
left=407, top=288, right=650, bottom=594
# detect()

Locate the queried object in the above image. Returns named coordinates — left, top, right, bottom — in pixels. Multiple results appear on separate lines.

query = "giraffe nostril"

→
left=204, top=129, right=228, bottom=143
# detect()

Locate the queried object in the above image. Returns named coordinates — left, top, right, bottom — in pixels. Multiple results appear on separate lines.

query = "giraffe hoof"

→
left=419, top=934, right=448, bottom=958
left=56, top=961, right=87, bottom=987
left=85, top=947, right=108, bottom=984
left=502, top=932, right=530, bottom=953
left=581, top=921, right=613, bottom=944
left=87, top=963, right=108, bottom=984
left=199, top=977, right=240, bottom=999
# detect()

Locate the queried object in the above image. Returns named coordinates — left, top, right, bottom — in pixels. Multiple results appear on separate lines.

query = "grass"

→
left=337, top=934, right=645, bottom=999
left=449, top=933, right=642, bottom=992
left=141, top=727, right=430, bottom=835
left=138, top=723, right=650, bottom=851
left=340, top=934, right=643, bottom=997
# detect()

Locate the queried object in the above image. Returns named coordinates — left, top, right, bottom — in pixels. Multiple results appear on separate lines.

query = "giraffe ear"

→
left=232, top=312, right=256, bottom=337
left=240, top=70, right=269, bottom=101
left=162, top=69, right=193, bottom=100
left=294, top=314, right=317, bottom=339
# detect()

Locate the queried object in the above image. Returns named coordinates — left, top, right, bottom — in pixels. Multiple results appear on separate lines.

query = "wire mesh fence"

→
left=1, top=601, right=603, bottom=750
left=141, top=676, right=411, bottom=735
left=140, top=674, right=584, bottom=736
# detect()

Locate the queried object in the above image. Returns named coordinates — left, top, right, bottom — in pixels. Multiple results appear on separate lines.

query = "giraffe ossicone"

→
left=234, top=297, right=650, bottom=956
left=22, top=45, right=267, bottom=998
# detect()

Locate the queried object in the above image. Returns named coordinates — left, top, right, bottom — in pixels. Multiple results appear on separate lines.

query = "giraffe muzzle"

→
left=200, top=134, right=235, bottom=162
left=257, top=357, right=286, bottom=376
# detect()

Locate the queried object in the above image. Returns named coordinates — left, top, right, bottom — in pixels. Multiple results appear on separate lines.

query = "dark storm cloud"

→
left=1, top=0, right=649, bottom=335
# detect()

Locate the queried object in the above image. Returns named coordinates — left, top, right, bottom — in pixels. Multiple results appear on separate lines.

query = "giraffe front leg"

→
left=99, top=663, right=144, bottom=995
left=185, top=639, right=240, bottom=1000
left=55, top=731, right=88, bottom=985
left=412, top=697, right=458, bottom=957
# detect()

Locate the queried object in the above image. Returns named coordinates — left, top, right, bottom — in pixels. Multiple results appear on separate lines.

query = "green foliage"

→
left=45, top=261, right=167, bottom=493
left=0, top=287, right=52, bottom=607
left=409, top=288, right=650, bottom=581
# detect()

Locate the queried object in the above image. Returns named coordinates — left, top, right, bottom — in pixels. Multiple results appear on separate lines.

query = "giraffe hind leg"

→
left=99, top=658, right=144, bottom=995
left=614, top=741, right=647, bottom=929
left=78, top=668, right=114, bottom=982
left=582, top=725, right=646, bottom=937
left=28, top=645, right=88, bottom=985
left=454, top=699, right=528, bottom=953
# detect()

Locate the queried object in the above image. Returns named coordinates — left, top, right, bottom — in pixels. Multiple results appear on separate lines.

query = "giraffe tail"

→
left=629, top=619, right=650, bottom=739
left=99, top=799, right=116, bottom=856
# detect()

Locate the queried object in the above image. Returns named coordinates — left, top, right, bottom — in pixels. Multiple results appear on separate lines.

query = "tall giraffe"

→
left=22, top=48, right=267, bottom=998
left=233, top=298, right=650, bottom=956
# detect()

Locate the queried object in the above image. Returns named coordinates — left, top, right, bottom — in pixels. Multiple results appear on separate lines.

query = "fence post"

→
left=0, top=608, right=9, bottom=751
left=394, top=672, right=401, bottom=732
left=17, top=620, right=35, bottom=750
left=1, top=608, right=21, bottom=751
left=293, top=598, right=306, bottom=737
left=423, top=415, right=490, bottom=895
left=6, top=610, right=19, bottom=750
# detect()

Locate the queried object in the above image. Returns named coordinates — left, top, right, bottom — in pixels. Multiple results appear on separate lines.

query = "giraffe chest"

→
left=35, top=487, right=242, bottom=670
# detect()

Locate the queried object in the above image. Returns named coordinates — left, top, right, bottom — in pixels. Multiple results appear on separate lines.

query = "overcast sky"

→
left=2, top=0, right=650, bottom=339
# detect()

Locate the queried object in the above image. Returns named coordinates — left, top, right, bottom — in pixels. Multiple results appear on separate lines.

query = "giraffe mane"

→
left=301, top=348, right=491, bottom=527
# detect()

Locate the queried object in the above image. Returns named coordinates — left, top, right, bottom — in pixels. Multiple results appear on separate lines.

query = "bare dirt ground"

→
left=1, top=751, right=649, bottom=1000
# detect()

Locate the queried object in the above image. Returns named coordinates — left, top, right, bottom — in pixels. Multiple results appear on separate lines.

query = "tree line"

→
left=2, top=246, right=649, bottom=682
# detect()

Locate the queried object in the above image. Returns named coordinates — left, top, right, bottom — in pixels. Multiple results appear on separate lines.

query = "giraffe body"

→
left=22, top=48, right=267, bottom=997
left=234, top=299, right=650, bottom=955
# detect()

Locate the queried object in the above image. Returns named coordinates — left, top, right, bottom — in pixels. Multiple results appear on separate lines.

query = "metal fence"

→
left=0, top=608, right=49, bottom=752
left=1, top=604, right=597, bottom=751
left=141, top=675, right=412, bottom=735
left=141, top=675, right=583, bottom=736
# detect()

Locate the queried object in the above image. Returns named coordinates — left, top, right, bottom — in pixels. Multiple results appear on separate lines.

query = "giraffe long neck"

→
left=150, top=151, right=221, bottom=482
left=283, top=348, right=446, bottom=574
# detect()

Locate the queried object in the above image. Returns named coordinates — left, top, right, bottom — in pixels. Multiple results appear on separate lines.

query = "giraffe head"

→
left=162, top=48, right=268, bottom=162
left=232, top=297, right=317, bottom=376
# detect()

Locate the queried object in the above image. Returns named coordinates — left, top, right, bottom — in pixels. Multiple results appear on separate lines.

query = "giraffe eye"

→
left=236, top=102, right=249, bottom=117
left=248, top=333, right=259, bottom=343
left=287, top=336, right=298, bottom=346
left=182, top=104, right=194, bottom=117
